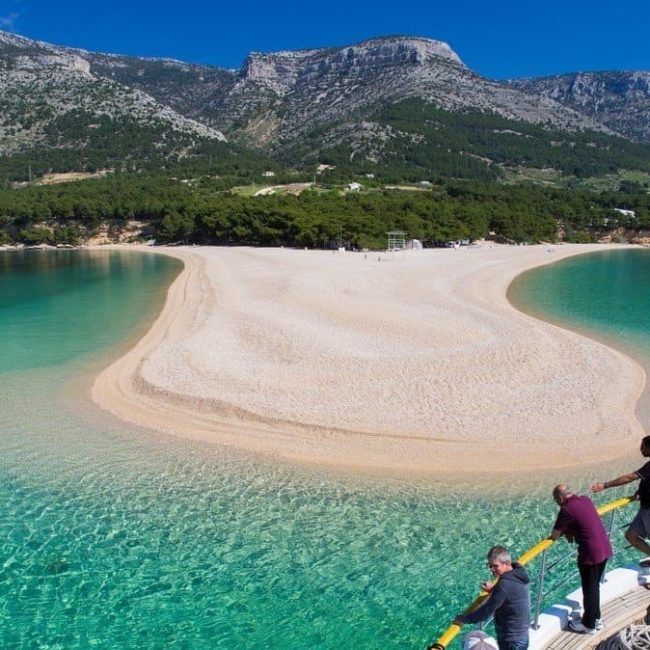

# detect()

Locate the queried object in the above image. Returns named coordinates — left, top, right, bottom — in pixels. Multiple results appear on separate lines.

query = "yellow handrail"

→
left=427, top=495, right=635, bottom=650
left=596, top=496, right=635, bottom=517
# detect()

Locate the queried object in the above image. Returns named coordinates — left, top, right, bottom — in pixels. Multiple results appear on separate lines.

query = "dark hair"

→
left=643, top=435, right=650, bottom=448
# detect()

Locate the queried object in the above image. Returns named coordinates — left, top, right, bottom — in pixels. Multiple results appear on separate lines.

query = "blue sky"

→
left=1, top=0, right=649, bottom=79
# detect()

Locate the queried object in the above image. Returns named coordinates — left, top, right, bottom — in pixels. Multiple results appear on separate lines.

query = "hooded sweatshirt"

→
left=458, top=563, right=530, bottom=642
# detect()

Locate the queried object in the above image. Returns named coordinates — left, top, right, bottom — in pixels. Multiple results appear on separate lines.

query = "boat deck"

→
left=545, top=585, right=648, bottom=649
left=529, top=565, right=650, bottom=649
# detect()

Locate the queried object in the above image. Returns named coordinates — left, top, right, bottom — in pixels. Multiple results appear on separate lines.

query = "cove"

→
left=0, top=248, right=643, bottom=648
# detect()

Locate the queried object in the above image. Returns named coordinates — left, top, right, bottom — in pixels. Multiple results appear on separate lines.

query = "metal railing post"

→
left=533, top=549, right=548, bottom=630
left=607, top=509, right=617, bottom=538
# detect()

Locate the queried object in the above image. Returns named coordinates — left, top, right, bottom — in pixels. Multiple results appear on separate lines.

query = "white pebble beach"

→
left=92, top=243, right=646, bottom=476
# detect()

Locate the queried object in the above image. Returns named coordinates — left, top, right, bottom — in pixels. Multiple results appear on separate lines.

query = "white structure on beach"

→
left=386, top=231, right=406, bottom=259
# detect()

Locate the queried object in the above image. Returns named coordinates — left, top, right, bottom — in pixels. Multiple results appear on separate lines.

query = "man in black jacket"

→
left=454, top=546, right=531, bottom=650
left=591, top=435, right=650, bottom=562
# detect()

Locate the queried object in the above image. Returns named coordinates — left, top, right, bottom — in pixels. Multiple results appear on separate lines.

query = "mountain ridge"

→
left=1, top=30, right=650, bottom=182
left=509, top=71, right=650, bottom=143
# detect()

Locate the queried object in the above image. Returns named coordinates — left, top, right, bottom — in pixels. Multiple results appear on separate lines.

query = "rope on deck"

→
left=599, top=625, right=650, bottom=650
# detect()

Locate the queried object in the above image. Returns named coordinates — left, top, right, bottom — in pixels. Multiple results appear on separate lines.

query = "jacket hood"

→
left=500, top=562, right=530, bottom=585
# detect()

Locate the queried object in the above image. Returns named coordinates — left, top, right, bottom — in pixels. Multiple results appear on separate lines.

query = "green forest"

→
left=277, top=100, right=650, bottom=184
left=1, top=173, right=648, bottom=248
left=6, top=100, right=650, bottom=187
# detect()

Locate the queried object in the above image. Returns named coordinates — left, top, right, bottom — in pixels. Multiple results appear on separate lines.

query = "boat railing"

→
left=427, top=495, right=636, bottom=650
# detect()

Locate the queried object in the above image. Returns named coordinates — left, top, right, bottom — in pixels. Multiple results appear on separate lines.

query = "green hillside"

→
left=292, top=100, right=650, bottom=183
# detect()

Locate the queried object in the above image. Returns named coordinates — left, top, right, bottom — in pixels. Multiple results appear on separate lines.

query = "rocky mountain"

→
left=509, top=71, right=650, bottom=144
left=1, top=30, right=650, bottom=182
left=0, top=31, right=241, bottom=179
left=206, top=37, right=611, bottom=147
left=84, top=51, right=234, bottom=125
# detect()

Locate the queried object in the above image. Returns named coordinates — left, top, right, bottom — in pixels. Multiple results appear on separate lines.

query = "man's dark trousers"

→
left=498, top=640, right=528, bottom=650
left=578, top=559, right=607, bottom=629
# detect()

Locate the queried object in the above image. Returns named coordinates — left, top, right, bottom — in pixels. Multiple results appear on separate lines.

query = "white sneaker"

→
left=569, top=620, right=597, bottom=635
left=595, top=618, right=604, bottom=631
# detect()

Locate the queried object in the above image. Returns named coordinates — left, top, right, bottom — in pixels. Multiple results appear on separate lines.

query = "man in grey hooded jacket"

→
left=454, top=546, right=531, bottom=650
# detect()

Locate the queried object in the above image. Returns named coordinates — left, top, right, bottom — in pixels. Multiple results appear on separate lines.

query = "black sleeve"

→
left=458, top=583, right=507, bottom=625
left=636, top=461, right=650, bottom=480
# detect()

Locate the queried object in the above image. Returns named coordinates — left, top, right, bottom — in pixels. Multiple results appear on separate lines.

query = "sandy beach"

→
left=92, top=244, right=646, bottom=476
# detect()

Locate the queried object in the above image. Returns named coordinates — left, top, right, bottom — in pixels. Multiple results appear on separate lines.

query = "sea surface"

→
left=509, top=247, right=650, bottom=424
left=0, top=248, right=646, bottom=649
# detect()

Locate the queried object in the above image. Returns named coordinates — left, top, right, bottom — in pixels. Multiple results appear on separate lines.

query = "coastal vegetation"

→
left=0, top=173, right=649, bottom=249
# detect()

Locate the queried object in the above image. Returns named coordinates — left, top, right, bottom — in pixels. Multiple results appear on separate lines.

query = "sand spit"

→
left=92, top=244, right=645, bottom=476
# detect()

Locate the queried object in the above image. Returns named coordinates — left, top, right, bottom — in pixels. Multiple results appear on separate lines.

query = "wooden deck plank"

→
left=545, top=586, right=649, bottom=649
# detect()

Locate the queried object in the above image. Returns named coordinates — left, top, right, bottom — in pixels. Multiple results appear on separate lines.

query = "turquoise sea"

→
left=0, top=248, right=647, bottom=649
left=509, top=248, right=650, bottom=423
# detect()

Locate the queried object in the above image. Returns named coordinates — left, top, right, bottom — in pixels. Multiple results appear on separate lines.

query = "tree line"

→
left=0, top=174, right=648, bottom=248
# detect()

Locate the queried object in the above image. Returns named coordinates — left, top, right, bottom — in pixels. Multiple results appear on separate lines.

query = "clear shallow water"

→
left=510, top=248, right=650, bottom=424
left=0, top=250, right=181, bottom=372
left=0, top=249, right=643, bottom=649
left=510, top=248, right=650, bottom=356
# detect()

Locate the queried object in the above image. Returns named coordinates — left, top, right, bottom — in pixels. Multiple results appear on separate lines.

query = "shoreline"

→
left=507, top=262, right=650, bottom=438
left=92, top=243, right=646, bottom=478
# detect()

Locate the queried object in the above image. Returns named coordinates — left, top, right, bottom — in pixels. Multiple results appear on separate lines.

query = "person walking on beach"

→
left=454, top=546, right=530, bottom=650
left=548, top=484, right=612, bottom=634
left=591, top=435, right=650, bottom=564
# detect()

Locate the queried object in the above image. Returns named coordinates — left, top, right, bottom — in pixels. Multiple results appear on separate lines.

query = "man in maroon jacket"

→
left=549, top=484, right=613, bottom=635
